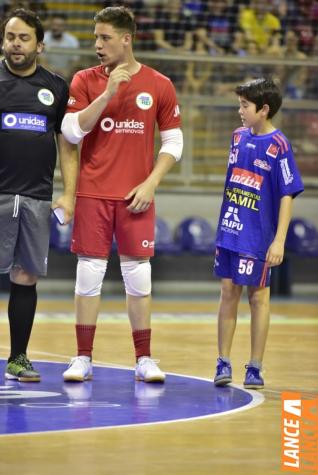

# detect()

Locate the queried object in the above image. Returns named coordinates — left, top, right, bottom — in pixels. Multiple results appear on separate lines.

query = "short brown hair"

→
left=94, top=6, right=136, bottom=39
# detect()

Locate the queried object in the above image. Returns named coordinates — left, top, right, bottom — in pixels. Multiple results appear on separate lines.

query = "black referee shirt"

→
left=0, top=60, right=68, bottom=200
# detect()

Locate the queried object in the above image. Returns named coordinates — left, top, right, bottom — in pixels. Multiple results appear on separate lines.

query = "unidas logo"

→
left=100, top=118, right=144, bottom=134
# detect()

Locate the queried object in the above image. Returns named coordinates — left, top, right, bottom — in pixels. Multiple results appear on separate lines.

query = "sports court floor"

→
left=0, top=294, right=317, bottom=475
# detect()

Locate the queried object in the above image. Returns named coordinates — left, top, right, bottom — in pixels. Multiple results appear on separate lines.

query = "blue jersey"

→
left=215, top=127, right=304, bottom=260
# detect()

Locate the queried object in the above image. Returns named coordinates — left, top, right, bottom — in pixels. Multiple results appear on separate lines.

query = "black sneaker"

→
left=5, top=354, right=41, bottom=382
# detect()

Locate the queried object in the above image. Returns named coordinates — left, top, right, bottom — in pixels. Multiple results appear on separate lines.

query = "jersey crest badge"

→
left=266, top=143, right=279, bottom=159
left=38, top=89, right=54, bottom=106
left=233, top=133, right=241, bottom=146
left=136, top=92, right=153, bottom=110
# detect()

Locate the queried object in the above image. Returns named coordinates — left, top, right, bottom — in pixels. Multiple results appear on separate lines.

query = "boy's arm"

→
left=266, top=195, right=293, bottom=267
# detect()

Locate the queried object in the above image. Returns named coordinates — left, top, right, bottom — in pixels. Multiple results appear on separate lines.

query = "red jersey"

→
left=67, top=64, right=181, bottom=199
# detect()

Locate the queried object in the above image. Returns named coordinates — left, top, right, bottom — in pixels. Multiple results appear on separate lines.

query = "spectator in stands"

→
left=214, top=38, right=263, bottom=97
left=271, top=0, right=296, bottom=35
left=182, top=40, right=213, bottom=96
left=272, top=0, right=316, bottom=52
left=306, top=33, right=318, bottom=98
left=153, top=0, right=194, bottom=53
left=292, top=1, right=316, bottom=54
left=267, top=29, right=307, bottom=99
left=239, top=0, right=281, bottom=52
left=195, top=0, right=239, bottom=55
left=43, top=13, right=79, bottom=80
left=153, top=0, right=196, bottom=88
left=230, top=28, right=248, bottom=55
left=183, top=0, right=206, bottom=15
left=3, top=1, right=47, bottom=20
left=4, top=1, right=30, bottom=10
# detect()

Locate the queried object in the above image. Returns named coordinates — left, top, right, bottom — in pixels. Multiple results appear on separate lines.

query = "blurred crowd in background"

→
left=0, top=0, right=318, bottom=99
left=1, top=0, right=318, bottom=185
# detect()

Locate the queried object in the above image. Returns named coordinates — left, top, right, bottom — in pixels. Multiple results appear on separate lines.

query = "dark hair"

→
left=235, top=77, right=282, bottom=119
left=94, top=6, right=136, bottom=39
left=50, top=13, right=68, bottom=22
left=1, top=8, right=44, bottom=43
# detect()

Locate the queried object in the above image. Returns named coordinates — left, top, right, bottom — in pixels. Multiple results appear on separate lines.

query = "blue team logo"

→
left=2, top=113, right=47, bottom=132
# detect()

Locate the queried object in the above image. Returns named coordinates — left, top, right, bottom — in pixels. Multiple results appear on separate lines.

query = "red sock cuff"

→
left=132, top=328, right=151, bottom=360
left=76, top=324, right=96, bottom=358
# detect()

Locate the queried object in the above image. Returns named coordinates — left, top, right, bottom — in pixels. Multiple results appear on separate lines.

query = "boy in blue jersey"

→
left=213, top=77, right=304, bottom=389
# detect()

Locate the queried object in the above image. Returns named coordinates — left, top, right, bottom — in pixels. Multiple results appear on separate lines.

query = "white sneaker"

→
left=135, top=357, right=166, bottom=383
left=63, top=356, right=93, bottom=382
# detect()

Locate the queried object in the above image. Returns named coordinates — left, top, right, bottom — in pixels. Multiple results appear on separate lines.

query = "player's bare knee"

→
left=120, top=260, right=151, bottom=297
left=221, top=281, right=242, bottom=302
left=247, top=286, right=269, bottom=308
left=75, top=256, right=107, bottom=297
left=10, top=267, right=37, bottom=286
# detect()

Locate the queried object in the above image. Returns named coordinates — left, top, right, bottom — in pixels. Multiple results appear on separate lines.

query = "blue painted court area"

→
left=0, top=360, right=263, bottom=435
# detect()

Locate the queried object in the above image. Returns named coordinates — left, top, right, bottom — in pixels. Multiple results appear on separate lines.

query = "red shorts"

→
left=71, top=197, right=155, bottom=257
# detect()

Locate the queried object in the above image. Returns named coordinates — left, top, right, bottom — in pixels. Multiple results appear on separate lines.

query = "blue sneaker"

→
left=214, top=357, right=232, bottom=386
left=244, top=365, right=264, bottom=389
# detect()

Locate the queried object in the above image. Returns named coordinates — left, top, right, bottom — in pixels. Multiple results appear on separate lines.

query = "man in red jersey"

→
left=61, top=6, right=183, bottom=383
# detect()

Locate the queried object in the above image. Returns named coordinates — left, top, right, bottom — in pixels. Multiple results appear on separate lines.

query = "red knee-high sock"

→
left=76, top=324, right=96, bottom=358
left=132, top=328, right=151, bottom=361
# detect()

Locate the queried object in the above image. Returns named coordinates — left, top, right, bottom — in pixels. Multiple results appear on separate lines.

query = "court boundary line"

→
left=0, top=312, right=317, bottom=324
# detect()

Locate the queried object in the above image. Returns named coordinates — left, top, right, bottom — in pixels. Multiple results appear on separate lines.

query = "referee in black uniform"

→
left=0, top=9, right=78, bottom=381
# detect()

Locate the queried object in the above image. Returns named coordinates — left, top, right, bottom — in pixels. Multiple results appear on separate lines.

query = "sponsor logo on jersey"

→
left=100, top=117, right=144, bottom=134
left=254, top=159, right=271, bottom=172
left=2, top=113, right=47, bottom=132
left=136, top=92, right=153, bottom=110
left=68, top=96, right=76, bottom=106
left=280, top=158, right=294, bottom=185
left=228, top=147, right=239, bottom=165
left=226, top=187, right=260, bottom=211
left=173, top=105, right=180, bottom=117
left=246, top=142, right=256, bottom=149
left=221, top=206, right=243, bottom=234
left=142, top=239, right=154, bottom=248
left=38, top=88, right=54, bottom=106
left=229, top=167, right=263, bottom=191
left=233, top=133, right=241, bottom=146
left=266, top=143, right=279, bottom=158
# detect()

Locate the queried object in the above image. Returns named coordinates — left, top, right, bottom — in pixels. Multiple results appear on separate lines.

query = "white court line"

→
left=0, top=346, right=130, bottom=368
left=0, top=311, right=316, bottom=324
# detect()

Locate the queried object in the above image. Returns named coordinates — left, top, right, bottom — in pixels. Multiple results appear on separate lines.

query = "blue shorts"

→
left=214, top=247, right=271, bottom=287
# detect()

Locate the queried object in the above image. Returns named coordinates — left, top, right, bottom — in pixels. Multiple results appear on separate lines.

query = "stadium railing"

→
left=45, top=48, right=318, bottom=194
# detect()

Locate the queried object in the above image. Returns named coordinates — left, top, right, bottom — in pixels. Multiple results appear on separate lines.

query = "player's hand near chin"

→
left=125, top=181, right=155, bottom=214
left=103, top=63, right=131, bottom=99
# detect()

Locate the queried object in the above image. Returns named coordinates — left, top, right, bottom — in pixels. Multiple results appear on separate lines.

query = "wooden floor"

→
left=0, top=295, right=317, bottom=475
